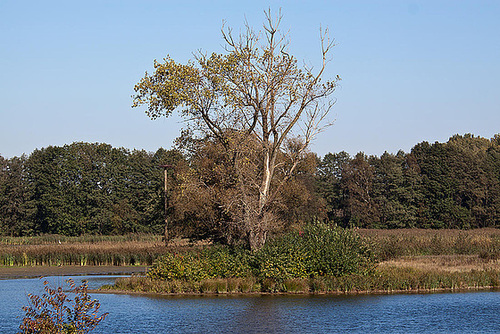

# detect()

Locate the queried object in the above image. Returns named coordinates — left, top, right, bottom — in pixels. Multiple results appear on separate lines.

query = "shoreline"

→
left=2, top=265, right=498, bottom=297
left=0, top=265, right=147, bottom=279
left=92, top=285, right=500, bottom=297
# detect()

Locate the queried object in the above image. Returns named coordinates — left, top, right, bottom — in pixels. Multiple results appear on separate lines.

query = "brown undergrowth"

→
left=379, top=255, right=500, bottom=273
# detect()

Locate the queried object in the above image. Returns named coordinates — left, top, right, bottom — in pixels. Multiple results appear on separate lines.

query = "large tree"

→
left=133, top=10, right=339, bottom=250
left=169, top=134, right=325, bottom=245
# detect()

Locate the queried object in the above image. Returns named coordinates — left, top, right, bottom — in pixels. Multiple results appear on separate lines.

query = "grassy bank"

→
left=102, top=266, right=500, bottom=295
left=101, top=253, right=500, bottom=294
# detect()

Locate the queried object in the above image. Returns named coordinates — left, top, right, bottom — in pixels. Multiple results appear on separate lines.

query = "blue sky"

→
left=1, top=0, right=499, bottom=158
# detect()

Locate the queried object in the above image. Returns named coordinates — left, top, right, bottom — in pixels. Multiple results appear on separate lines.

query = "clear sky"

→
left=1, top=0, right=499, bottom=158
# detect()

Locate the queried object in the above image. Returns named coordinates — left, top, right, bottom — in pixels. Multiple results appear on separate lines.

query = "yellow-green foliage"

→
left=147, top=252, right=207, bottom=281
left=147, top=224, right=376, bottom=282
left=147, top=246, right=252, bottom=281
left=256, top=224, right=376, bottom=280
left=255, top=235, right=309, bottom=279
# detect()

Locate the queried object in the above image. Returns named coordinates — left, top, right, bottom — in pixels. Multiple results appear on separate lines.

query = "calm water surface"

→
left=1, top=276, right=499, bottom=333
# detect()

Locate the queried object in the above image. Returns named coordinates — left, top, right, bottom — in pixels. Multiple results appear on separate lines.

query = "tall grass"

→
left=0, top=233, right=162, bottom=245
left=104, top=266, right=500, bottom=295
left=0, top=239, right=169, bottom=267
left=359, top=228, right=500, bottom=260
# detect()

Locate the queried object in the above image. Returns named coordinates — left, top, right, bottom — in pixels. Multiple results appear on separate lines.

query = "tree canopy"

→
left=0, top=134, right=499, bottom=238
left=0, top=143, right=182, bottom=236
left=317, top=134, right=500, bottom=229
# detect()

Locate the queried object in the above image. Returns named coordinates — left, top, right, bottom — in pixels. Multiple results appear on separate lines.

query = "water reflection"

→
left=229, top=295, right=288, bottom=333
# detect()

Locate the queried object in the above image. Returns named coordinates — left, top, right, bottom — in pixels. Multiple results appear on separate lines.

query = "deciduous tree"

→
left=133, top=10, right=339, bottom=250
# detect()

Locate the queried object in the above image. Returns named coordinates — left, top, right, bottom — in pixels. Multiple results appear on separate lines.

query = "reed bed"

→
left=0, top=234, right=211, bottom=267
left=3, top=229, right=499, bottom=269
left=0, top=234, right=162, bottom=246
left=0, top=240, right=170, bottom=267
left=358, top=228, right=500, bottom=260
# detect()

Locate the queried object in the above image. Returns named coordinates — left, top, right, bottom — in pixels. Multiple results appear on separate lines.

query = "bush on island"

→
left=256, top=224, right=377, bottom=280
left=147, top=224, right=376, bottom=282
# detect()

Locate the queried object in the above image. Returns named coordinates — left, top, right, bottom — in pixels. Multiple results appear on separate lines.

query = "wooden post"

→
left=159, top=164, right=173, bottom=246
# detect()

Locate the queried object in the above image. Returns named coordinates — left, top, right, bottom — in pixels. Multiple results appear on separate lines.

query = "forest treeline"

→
left=0, top=143, right=180, bottom=236
left=0, top=133, right=499, bottom=237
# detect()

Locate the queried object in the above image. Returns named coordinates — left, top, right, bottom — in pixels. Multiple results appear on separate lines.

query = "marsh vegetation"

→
left=97, top=227, right=500, bottom=295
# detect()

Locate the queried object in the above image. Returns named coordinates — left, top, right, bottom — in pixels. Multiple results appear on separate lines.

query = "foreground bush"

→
left=19, top=279, right=107, bottom=334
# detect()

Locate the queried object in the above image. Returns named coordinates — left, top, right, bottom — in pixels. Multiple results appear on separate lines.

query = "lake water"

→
left=1, top=276, right=499, bottom=333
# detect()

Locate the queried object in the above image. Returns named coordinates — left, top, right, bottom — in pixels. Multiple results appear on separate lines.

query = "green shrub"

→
left=202, top=246, right=253, bottom=278
left=147, top=224, right=376, bottom=283
left=147, top=252, right=208, bottom=281
left=146, top=246, right=252, bottom=281
left=254, top=232, right=309, bottom=280
left=256, top=224, right=376, bottom=280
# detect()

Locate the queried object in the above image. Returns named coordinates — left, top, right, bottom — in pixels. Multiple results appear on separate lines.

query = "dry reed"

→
left=358, top=228, right=500, bottom=260
left=0, top=240, right=167, bottom=266
left=0, top=234, right=211, bottom=267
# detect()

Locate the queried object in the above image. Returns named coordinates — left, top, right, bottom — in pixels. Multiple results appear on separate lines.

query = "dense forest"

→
left=0, top=133, right=499, bottom=238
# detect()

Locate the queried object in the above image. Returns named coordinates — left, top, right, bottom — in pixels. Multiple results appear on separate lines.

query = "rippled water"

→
left=1, top=276, right=499, bottom=333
